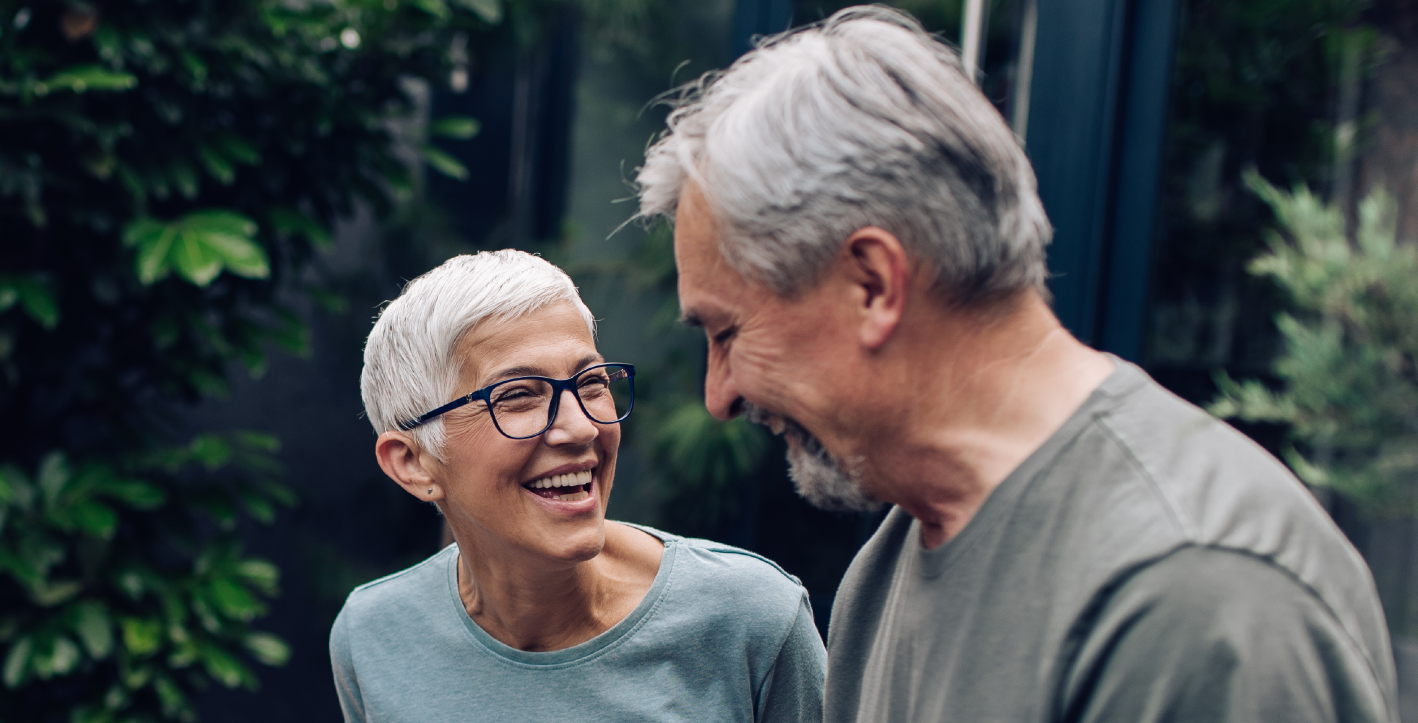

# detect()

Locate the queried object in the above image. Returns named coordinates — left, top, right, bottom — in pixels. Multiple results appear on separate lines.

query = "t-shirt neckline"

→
left=443, top=523, right=681, bottom=667
left=910, top=355, right=1147, bottom=578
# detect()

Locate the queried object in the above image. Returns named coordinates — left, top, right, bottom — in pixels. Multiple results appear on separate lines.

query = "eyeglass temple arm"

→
left=396, top=390, right=482, bottom=431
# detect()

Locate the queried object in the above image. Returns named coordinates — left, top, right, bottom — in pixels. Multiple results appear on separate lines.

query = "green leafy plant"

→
left=1211, top=171, right=1418, bottom=514
left=0, top=0, right=497, bottom=719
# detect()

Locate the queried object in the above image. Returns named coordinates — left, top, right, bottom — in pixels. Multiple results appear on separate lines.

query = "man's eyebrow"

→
left=680, top=310, right=703, bottom=328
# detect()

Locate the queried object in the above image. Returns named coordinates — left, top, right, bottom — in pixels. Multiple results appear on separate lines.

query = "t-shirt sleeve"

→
left=329, top=610, right=368, bottom=723
left=1062, top=546, right=1394, bottom=723
left=756, top=592, right=828, bottom=723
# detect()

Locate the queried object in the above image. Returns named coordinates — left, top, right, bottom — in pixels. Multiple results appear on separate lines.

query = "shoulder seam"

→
left=755, top=589, right=813, bottom=719
left=682, top=539, right=805, bottom=587
left=1057, top=544, right=1393, bottom=723
left=1094, top=412, right=1193, bottom=540
left=1200, top=545, right=1396, bottom=722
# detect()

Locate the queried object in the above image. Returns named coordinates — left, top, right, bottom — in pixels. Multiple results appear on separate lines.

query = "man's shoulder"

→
left=1096, top=365, right=1314, bottom=518
left=1066, top=545, right=1396, bottom=723
left=1109, top=545, right=1329, bottom=621
left=1075, top=363, right=1341, bottom=551
left=1067, top=364, right=1392, bottom=696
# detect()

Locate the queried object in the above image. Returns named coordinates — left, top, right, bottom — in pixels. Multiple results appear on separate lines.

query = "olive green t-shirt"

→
left=825, top=360, right=1397, bottom=723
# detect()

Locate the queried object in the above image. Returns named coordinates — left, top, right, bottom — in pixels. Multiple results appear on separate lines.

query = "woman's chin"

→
left=539, top=527, right=606, bottom=565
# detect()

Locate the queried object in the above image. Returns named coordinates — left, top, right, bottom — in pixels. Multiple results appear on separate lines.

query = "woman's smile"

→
left=523, top=468, right=594, bottom=501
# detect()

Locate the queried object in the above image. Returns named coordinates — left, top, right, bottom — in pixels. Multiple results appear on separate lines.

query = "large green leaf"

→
left=70, top=600, right=114, bottom=659
left=215, top=134, right=261, bottom=165
left=0, top=465, right=34, bottom=511
left=37, top=452, right=71, bottom=510
left=201, top=232, right=270, bottom=279
left=0, top=275, right=59, bottom=329
left=173, top=230, right=225, bottom=286
left=243, top=632, right=290, bottom=666
left=3, top=636, right=32, bottom=688
left=453, top=0, right=503, bottom=23
left=236, top=559, right=280, bottom=594
left=97, top=479, right=167, bottom=510
left=39, top=65, right=138, bottom=94
left=125, top=221, right=178, bottom=285
left=428, top=116, right=481, bottom=139
left=31, top=636, right=81, bottom=678
left=120, top=617, right=163, bottom=658
left=208, top=577, right=261, bottom=621
left=269, top=207, right=332, bottom=247
left=122, top=210, right=268, bottom=287
left=199, top=643, right=252, bottom=689
left=198, top=144, right=236, bottom=184
left=422, top=144, right=469, bottom=180
left=69, top=499, right=119, bottom=539
left=29, top=579, right=83, bottom=607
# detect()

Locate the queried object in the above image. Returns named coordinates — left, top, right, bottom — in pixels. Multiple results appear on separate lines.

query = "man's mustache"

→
left=742, top=402, right=817, bottom=450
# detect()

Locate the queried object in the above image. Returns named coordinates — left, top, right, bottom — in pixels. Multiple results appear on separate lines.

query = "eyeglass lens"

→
left=487, top=366, right=632, bottom=438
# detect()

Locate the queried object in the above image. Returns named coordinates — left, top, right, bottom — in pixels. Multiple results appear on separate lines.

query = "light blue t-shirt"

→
left=330, top=524, right=826, bottom=722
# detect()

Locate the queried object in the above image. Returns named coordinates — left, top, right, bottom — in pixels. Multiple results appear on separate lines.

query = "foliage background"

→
left=1212, top=173, right=1418, bottom=517
left=0, top=0, right=496, bottom=719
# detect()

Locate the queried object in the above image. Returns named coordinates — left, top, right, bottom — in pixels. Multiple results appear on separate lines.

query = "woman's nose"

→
left=544, top=388, right=599, bottom=445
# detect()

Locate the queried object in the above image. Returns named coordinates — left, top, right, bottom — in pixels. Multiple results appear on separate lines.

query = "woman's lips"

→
left=523, top=468, right=594, bottom=502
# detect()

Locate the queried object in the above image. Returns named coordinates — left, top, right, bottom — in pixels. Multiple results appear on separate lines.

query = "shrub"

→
left=0, top=1, right=493, bottom=719
left=1211, top=171, right=1418, bottom=515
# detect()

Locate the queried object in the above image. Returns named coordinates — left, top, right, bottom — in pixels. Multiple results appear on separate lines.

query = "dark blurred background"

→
left=3, top=0, right=1417, bottom=720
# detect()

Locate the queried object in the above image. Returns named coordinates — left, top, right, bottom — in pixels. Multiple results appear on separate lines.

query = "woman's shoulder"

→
left=337, top=544, right=457, bottom=623
left=621, top=522, right=808, bottom=606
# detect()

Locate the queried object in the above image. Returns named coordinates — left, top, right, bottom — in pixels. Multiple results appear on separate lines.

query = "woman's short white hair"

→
left=636, top=5, right=1051, bottom=305
left=360, top=250, right=595, bottom=459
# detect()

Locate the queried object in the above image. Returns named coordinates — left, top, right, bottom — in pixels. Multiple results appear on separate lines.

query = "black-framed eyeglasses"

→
left=398, top=363, right=635, bottom=440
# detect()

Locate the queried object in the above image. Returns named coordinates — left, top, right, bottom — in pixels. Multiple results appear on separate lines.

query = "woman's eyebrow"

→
left=487, top=365, right=543, bottom=382
left=486, top=354, right=605, bottom=383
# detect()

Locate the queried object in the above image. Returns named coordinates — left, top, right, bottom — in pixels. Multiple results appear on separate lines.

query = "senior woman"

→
left=330, top=250, right=825, bottom=722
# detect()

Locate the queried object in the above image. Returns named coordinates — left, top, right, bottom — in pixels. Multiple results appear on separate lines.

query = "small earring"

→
left=427, top=488, right=434, bottom=495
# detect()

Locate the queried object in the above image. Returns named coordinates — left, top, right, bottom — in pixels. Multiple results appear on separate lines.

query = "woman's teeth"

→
left=525, top=470, right=593, bottom=501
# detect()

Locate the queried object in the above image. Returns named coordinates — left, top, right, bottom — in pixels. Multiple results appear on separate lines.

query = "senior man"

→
left=635, top=6, right=1397, bottom=723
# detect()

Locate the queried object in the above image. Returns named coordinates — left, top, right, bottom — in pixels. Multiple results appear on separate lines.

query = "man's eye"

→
left=712, top=327, right=737, bottom=346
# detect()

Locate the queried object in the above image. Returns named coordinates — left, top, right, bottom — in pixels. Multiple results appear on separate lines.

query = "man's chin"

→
left=783, top=427, right=884, bottom=514
left=741, top=400, right=883, bottom=512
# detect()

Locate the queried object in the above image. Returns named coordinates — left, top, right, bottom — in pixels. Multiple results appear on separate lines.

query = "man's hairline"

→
left=664, top=206, right=1038, bottom=326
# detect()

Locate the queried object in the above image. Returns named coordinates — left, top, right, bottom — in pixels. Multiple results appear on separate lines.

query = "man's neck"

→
left=861, top=292, right=1115, bottom=549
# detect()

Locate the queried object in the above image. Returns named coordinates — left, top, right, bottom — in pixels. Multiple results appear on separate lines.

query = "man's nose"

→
left=702, top=352, right=741, bottom=421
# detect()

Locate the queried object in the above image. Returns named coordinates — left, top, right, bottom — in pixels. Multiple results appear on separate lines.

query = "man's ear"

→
left=843, top=227, right=909, bottom=350
left=375, top=431, right=444, bottom=502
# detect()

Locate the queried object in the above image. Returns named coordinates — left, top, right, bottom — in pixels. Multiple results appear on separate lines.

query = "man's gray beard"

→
left=743, top=403, right=884, bottom=513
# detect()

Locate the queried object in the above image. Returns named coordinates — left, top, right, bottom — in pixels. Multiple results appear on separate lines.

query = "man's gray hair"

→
left=360, top=250, right=595, bottom=459
left=636, top=5, right=1051, bottom=304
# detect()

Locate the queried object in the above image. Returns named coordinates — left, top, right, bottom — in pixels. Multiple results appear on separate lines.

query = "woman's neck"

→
left=455, top=522, right=663, bottom=651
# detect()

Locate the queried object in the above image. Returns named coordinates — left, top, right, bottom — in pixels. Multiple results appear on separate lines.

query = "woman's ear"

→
left=375, top=431, right=444, bottom=502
